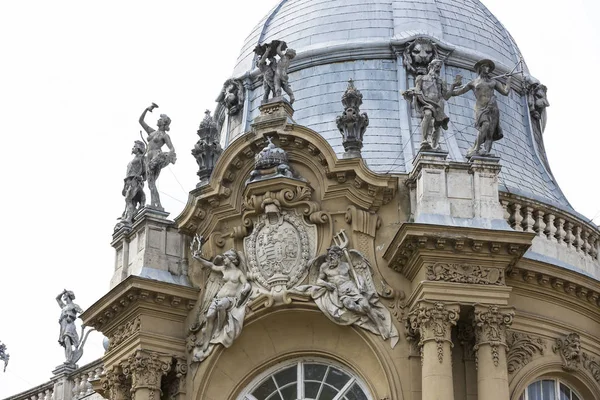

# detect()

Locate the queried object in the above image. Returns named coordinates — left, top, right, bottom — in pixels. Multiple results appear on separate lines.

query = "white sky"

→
left=0, top=0, right=599, bottom=397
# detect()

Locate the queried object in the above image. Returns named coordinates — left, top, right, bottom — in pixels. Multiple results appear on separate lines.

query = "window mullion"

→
left=297, top=361, right=304, bottom=399
left=332, top=378, right=356, bottom=400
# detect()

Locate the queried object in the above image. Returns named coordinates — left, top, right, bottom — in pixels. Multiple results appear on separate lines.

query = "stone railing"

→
left=500, top=193, right=600, bottom=275
left=5, top=382, right=54, bottom=400
left=70, top=360, right=104, bottom=400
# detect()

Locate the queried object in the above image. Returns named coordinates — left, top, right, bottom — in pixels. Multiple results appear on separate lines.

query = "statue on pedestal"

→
left=56, top=290, right=92, bottom=365
left=188, top=236, right=252, bottom=363
left=139, top=103, right=176, bottom=210
left=0, top=342, right=9, bottom=372
left=452, top=59, right=513, bottom=157
left=403, top=59, right=462, bottom=151
left=119, top=140, right=146, bottom=225
left=255, top=40, right=296, bottom=104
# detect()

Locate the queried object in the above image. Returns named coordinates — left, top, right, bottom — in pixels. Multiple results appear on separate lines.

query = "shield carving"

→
left=244, top=209, right=317, bottom=290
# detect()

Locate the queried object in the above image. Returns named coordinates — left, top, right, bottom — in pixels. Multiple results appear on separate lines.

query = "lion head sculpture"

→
left=403, top=38, right=439, bottom=76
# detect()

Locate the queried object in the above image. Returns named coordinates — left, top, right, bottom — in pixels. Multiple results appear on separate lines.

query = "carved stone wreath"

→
left=426, top=262, right=505, bottom=285
left=244, top=209, right=317, bottom=290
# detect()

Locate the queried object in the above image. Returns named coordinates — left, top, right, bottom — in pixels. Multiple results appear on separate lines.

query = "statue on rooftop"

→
left=139, top=103, right=177, bottom=210
left=403, top=59, right=462, bottom=151
left=255, top=40, right=296, bottom=104
left=56, top=290, right=92, bottom=365
left=452, top=59, right=513, bottom=158
left=0, top=342, right=9, bottom=372
left=119, top=140, right=146, bottom=226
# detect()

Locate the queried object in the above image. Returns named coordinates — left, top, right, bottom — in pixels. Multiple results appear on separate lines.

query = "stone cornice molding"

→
left=472, top=304, right=515, bottom=367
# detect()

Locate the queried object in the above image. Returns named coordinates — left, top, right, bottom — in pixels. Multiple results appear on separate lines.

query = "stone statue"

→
left=188, top=236, right=252, bottom=363
left=403, top=37, right=439, bottom=76
left=336, top=79, right=369, bottom=158
left=526, top=79, right=549, bottom=135
left=216, top=79, right=245, bottom=115
left=403, top=59, right=462, bottom=151
left=295, top=231, right=399, bottom=347
left=247, top=136, right=297, bottom=183
left=0, top=342, right=9, bottom=372
left=139, top=103, right=177, bottom=210
left=119, top=140, right=146, bottom=226
left=192, top=110, right=222, bottom=183
left=56, top=290, right=92, bottom=365
left=453, top=59, right=512, bottom=158
left=255, top=40, right=296, bottom=104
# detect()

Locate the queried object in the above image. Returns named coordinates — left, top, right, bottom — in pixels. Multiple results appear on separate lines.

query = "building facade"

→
left=6, top=1, right=600, bottom=400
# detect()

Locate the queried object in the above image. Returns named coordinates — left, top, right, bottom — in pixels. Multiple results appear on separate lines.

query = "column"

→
left=473, top=304, right=515, bottom=400
left=121, top=350, right=171, bottom=400
left=408, top=301, right=460, bottom=400
left=101, top=366, right=130, bottom=400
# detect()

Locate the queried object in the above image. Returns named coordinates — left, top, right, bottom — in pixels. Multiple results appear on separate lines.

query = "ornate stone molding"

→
left=506, top=331, right=546, bottom=374
left=121, top=350, right=171, bottom=400
left=582, top=353, right=600, bottom=384
left=165, top=358, right=187, bottom=400
left=100, top=366, right=130, bottom=400
left=473, top=304, right=515, bottom=367
left=407, top=301, right=460, bottom=363
left=426, top=262, right=505, bottom=285
left=553, top=333, right=582, bottom=372
left=108, top=317, right=141, bottom=351
left=336, top=79, right=369, bottom=158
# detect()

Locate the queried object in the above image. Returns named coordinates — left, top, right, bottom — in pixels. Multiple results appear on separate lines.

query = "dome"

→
left=226, top=0, right=574, bottom=214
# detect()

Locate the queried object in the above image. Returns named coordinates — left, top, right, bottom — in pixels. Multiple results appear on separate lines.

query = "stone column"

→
left=100, top=366, right=130, bottom=400
left=473, top=304, right=515, bottom=400
left=166, top=358, right=187, bottom=400
left=408, top=301, right=460, bottom=400
left=121, top=350, right=171, bottom=400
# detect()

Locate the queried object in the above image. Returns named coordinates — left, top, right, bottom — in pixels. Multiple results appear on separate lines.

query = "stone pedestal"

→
left=111, top=207, right=190, bottom=289
left=51, top=364, right=77, bottom=400
left=252, top=97, right=295, bottom=134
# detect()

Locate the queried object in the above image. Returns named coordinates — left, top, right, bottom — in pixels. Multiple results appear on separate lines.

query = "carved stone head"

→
left=217, top=79, right=245, bottom=115
left=403, top=38, right=439, bottom=76
left=157, top=114, right=171, bottom=131
left=554, top=332, right=582, bottom=371
left=132, top=140, right=146, bottom=155
left=527, top=83, right=549, bottom=121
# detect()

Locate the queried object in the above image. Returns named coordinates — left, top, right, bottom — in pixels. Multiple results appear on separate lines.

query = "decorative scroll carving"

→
left=216, top=79, right=245, bottom=115
left=192, top=110, right=223, bottom=183
left=582, top=353, right=600, bottom=384
left=426, top=262, right=505, bottom=285
left=336, top=79, right=369, bottom=159
left=294, top=231, right=399, bottom=348
left=553, top=333, right=582, bottom=372
left=101, top=366, right=130, bottom=400
left=408, top=301, right=460, bottom=363
left=506, top=331, right=546, bottom=374
left=473, top=304, right=514, bottom=367
left=108, top=317, right=141, bottom=351
left=403, top=37, right=439, bottom=76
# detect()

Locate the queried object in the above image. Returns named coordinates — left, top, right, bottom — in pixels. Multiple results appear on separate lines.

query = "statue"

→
left=403, top=59, right=462, bottom=151
left=192, top=110, right=222, bottom=183
left=216, top=79, right=245, bottom=115
left=56, top=290, right=93, bottom=365
left=295, top=231, right=399, bottom=347
left=336, top=79, right=369, bottom=158
left=255, top=40, right=296, bottom=104
left=0, top=342, right=9, bottom=372
left=119, top=140, right=146, bottom=225
left=453, top=59, right=513, bottom=158
left=403, top=37, right=439, bottom=76
left=139, top=103, right=177, bottom=210
left=526, top=79, right=549, bottom=135
left=188, top=235, right=252, bottom=363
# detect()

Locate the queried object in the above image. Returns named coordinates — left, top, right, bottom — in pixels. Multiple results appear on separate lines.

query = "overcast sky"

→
left=1, top=0, right=599, bottom=397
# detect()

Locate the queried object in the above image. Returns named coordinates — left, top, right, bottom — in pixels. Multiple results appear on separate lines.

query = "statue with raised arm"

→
left=0, top=342, right=9, bottom=372
left=255, top=44, right=277, bottom=104
left=188, top=236, right=252, bottom=363
left=139, top=103, right=176, bottom=210
left=118, top=140, right=146, bottom=226
left=254, top=40, right=296, bottom=104
left=274, top=41, right=296, bottom=104
left=403, top=59, right=462, bottom=151
left=453, top=59, right=512, bottom=157
left=56, top=290, right=90, bottom=365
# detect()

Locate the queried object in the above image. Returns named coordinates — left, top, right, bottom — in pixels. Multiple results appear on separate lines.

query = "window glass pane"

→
left=274, top=365, right=297, bottom=387
left=304, top=363, right=327, bottom=382
left=304, top=381, right=320, bottom=399
left=527, top=380, right=542, bottom=400
left=572, top=393, right=580, bottom=400
left=542, top=380, right=556, bottom=400
left=344, top=383, right=368, bottom=400
left=266, top=393, right=282, bottom=400
left=318, top=385, right=339, bottom=400
left=560, top=382, right=571, bottom=400
left=280, top=383, right=297, bottom=400
left=325, top=368, right=350, bottom=390
left=252, top=377, right=278, bottom=400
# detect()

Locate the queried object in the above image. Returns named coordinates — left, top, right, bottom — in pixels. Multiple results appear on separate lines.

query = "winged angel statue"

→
left=188, top=235, right=252, bottom=363
left=294, top=238, right=399, bottom=348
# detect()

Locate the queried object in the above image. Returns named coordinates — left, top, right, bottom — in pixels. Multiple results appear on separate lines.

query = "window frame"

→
left=519, top=378, right=583, bottom=400
left=237, top=357, right=373, bottom=400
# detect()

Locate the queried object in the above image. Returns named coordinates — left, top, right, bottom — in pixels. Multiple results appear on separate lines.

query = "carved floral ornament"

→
left=426, top=262, right=505, bottom=285
left=407, top=301, right=460, bottom=363
left=472, top=305, right=514, bottom=367
left=121, top=350, right=171, bottom=400
left=506, top=331, right=546, bottom=374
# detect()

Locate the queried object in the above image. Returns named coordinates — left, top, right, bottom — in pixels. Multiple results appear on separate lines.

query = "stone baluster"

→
left=408, top=301, right=460, bottom=400
left=122, top=350, right=171, bottom=400
left=510, top=204, right=523, bottom=231
left=545, top=214, right=557, bottom=242
left=71, top=376, right=81, bottom=399
left=582, top=230, right=591, bottom=257
left=523, top=207, right=535, bottom=233
left=574, top=226, right=583, bottom=252
left=44, top=389, right=53, bottom=400
left=501, top=200, right=511, bottom=222
left=556, top=218, right=566, bottom=244
left=565, top=222, right=574, bottom=248
left=94, top=367, right=103, bottom=381
left=473, top=304, right=515, bottom=400
left=533, top=210, right=546, bottom=238
left=84, top=372, right=94, bottom=396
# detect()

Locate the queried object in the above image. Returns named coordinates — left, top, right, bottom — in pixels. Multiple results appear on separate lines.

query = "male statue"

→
left=403, top=59, right=462, bottom=151
left=274, top=41, right=296, bottom=104
left=120, top=140, right=146, bottom=225
left=256, top=45, right=277, bottom=104
left=453, top=59, right=512, bottom=157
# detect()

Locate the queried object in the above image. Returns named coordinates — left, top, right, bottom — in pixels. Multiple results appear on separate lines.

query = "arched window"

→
left=519, top=379, right=583, bottom=400
left=238, top=358, right=372, bottom=400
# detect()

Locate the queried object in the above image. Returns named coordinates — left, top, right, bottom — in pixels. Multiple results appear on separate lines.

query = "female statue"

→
left=139, top=103, right=176, bottom=210
left=56, top=289, right=84, bottom=364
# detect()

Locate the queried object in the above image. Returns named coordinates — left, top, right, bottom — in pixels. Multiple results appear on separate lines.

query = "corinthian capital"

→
left=408, top=301, right=460, bottom=363
left=100, top=366, right=130, bottom=400
left=473, top=304, right=515, bottom=367
left=121, top=350, right=171, bottom=398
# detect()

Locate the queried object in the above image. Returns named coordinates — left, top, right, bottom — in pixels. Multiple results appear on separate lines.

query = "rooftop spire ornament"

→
left=192, top=110, right=222, bottom=185
left=336, top=79, right=369, bottom=159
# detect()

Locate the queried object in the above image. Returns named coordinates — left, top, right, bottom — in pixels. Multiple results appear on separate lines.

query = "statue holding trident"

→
left=139, top=103, right=176, bottom=210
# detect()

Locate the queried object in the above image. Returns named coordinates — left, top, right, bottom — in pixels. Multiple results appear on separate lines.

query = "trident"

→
left=332, top=229, right=365, bottom=292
